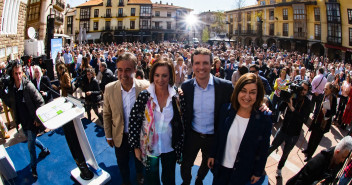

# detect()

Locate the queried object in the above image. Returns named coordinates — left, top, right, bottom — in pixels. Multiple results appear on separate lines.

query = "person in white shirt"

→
left=129, top=59, right=184, bottom=185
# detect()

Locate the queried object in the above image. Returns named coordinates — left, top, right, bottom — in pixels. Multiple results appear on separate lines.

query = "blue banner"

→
left=51, top=38, right=62, bottom=65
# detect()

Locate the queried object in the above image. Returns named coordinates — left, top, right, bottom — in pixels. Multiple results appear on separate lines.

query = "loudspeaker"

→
left=46, top=17, right=55, bottom=59
left=45, top=59, right=54, bottom=80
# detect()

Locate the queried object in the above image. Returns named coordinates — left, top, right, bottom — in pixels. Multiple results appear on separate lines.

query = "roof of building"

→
left=77, top=0, right=103, bottom=7
left=152, top=3, right=192, bottom=10
left=127, top=0, right=152, bottom=5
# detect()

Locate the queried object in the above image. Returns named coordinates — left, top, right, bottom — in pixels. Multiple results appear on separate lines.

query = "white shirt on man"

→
left=121, top=81, right=136, bottom=133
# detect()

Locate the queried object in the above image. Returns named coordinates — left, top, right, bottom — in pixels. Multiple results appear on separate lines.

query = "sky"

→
left=67, top=0, right=258, bottom=13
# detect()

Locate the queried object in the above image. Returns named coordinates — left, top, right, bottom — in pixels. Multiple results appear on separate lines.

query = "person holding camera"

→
left=303, top=82, right=337, bottom=162
left=0, top=62, right=50, bottom=178
left=82, top=68, right=103, bottom=123
left=267, top=81, right=311, bottom=177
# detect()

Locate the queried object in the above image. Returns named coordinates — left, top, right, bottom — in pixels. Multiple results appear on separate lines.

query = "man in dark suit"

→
left=180, top=48, right=234, bottom=185
left=32, top=66, right=52, bottom=103
left=249, top=64, right=272, bottom=95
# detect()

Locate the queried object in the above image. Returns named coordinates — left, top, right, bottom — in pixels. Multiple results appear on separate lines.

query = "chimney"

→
left=160, top=1, right=162, bottom=4
left=166, top=2, right=168, bottom=5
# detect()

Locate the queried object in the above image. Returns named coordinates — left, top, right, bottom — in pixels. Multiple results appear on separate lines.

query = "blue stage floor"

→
left=5, top=119, right=268, bottom=185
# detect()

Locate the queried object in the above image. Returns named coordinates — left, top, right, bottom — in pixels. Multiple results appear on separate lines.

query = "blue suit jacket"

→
left=260, top=75, right=272, bottom=95
left=211, top=104, right=272, bottom=185
left=180, top=76, right=233, bottom=134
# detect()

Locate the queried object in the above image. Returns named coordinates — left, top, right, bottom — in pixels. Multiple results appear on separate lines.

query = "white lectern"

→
left=36, top=97, right=110, bottom=185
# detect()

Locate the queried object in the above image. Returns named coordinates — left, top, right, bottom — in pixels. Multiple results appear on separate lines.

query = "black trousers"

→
left=114, top=133, right=144, bottom=185
left=337, top=96, right=348, bottom=124
left=145, top=151, right=176, bottom=185
left=181, top=130, right=215, bottom=184
left=306, top=127, right=324, bottom=158
left=212, top=165, right=232, bottom=185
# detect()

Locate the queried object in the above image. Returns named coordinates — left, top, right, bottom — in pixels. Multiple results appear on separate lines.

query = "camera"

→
left=280, top=82, right=304, bottom=103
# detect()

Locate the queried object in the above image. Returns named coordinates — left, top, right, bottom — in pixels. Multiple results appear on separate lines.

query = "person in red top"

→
left=343, top=89, right=352, bottom=132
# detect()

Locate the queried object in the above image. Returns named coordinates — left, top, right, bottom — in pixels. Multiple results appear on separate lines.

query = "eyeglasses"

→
left=249, top=71, right=256, bottom=73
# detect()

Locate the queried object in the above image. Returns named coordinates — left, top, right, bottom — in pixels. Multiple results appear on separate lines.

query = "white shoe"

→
left=276, top=169, right=282, bottom=177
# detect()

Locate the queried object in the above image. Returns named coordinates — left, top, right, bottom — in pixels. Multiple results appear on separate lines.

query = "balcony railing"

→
left=140, top=26, right=150, bottom=29
left=103, top=26, right=111, bottom=31
left=152, top=26, right=163, bottom=30
left=54, top=0, right=65, bottom=10
left=294, top=32, right=307, bottom=38
left=103, top=14, right=112, bottom=18
left=283, top=31, right=288, bottom=36
left=315, top=34, right=321, bottom=40
left=117, top=14, right=126, bottom=17
left=269, top=30, right=275, bottom=36
left=242, top=30, right=256, bottom=35
left=55, top=16, right=63, bottom=23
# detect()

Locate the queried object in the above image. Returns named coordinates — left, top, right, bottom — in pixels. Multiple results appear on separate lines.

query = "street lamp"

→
left=225, top=21, right=232, bottom=43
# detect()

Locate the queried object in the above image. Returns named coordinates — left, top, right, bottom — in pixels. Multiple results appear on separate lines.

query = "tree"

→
left=202, top=27, right=210, bottom=42
left=234, top=0, right=246, bottom=9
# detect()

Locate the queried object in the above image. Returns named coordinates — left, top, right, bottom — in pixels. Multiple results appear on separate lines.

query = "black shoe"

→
left=39, top=149, right=50, bottom=158
left=31, top=167, right=38, bottom=178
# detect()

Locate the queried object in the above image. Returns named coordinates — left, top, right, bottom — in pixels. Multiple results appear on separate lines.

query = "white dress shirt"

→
left=121, top=81, right=136, bottom=133
left=222, top=114, right=249, bottom=168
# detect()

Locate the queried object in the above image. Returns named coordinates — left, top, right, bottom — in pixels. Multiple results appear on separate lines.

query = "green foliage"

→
left=202, top=27, right=209, bottom=42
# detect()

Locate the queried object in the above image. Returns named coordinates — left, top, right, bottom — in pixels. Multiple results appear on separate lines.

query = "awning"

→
left=86, top=32, right=101, bottom=40
left=54, top=34, right=70, bottom=39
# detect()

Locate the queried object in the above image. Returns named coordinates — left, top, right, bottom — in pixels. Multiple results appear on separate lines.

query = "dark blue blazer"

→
left=180, top=76, right=234, bottom=134
left=211, top=104, right=272, bottom=185
left=260, top=75, right=272, bottom=95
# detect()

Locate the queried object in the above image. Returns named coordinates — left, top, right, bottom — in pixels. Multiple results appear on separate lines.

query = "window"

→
left=118, top=21, right=123, bottom=29
left=167, top=22, right=171, bottom=29
left=326, top=3, right=341, bottom=23
left=230, top=15, right=233, bottom=22
left=106, top=9, right=111, bottom=18
left=247, top=12, right=251, bottom=21
left=327, top=23, right=342, bottom=44
left=314, top=7, right=320, bottom=21
left=238, top=13, right=242, bottom=22
left=167, top=12, right=171, bottom=17
left=105, top=21, right=110, bottom=30
left=315, top=24, right=321, bottom=40
left=155, top=22, right=160, bottom=29
left=283, top=9, right=288, bottom=20
left=155, top=11, right=160, bottom=17
left=106, top=0, right=111, bottom=7
left=80, top=8, right=90, bottom=20
left=269, top=10, right=274, bottom=20
left=119, top=0, right=124, bottom=6
left=348, top=9, right=352, bottom=24
left=93, top=22, right=99, bottom=30
left=270, top=0, right=275, bottom=4
left=67, top=16, right=73, bottom=34
left=118, top=8, right=123, bottom=17
left=293, top=5, right=305, bottom=20
left=269, top=23, right=274, bottom=35
left=283, top=23, right=288, bottom=36
left=238, top=24, right=242, bottom=34
left=260, top=1, right=265, bottom=5
left=141, top=19, right=148, bottom=29
left=30, top=0, right=40, bottom=3
left=130, top=21, right=135, bottom=29
left=28, top=4, right=40, bottom=21
left=80, top=20, right=90, bottom=31
left=1, top=0, right=20, bottom=34
left=131, top=8, right=135, bottom=16
left=140, top=6, right=151, bottom=16
left=247, top=23, right=251, bottom=32
left=94, top=9, right=99, bottom=18
left=349, top=28, right=352, bottom=46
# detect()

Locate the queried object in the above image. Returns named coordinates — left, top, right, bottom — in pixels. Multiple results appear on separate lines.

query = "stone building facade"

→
left=0, top=0, right=27, bottom=61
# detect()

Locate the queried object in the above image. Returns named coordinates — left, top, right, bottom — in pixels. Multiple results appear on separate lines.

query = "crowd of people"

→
left=1, top=41, right=352, bottom=184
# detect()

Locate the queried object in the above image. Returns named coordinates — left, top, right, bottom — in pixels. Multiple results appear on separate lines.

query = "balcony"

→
left=294, top=32, right=307, bottom=39
left=103, top=26, right=111, bottom=31
left=140, top=26, right=150, bottom=30
left=55, top=16, right=63, bottom=24
left=117, top=14, right=126, bottom=18
left=315, top=34, right=321, bottom=40
left=53, top=0, right=65, bottom=11
left=117, top=26, right=123, bottom=30
left=103, top=14, right=112, bottom=18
